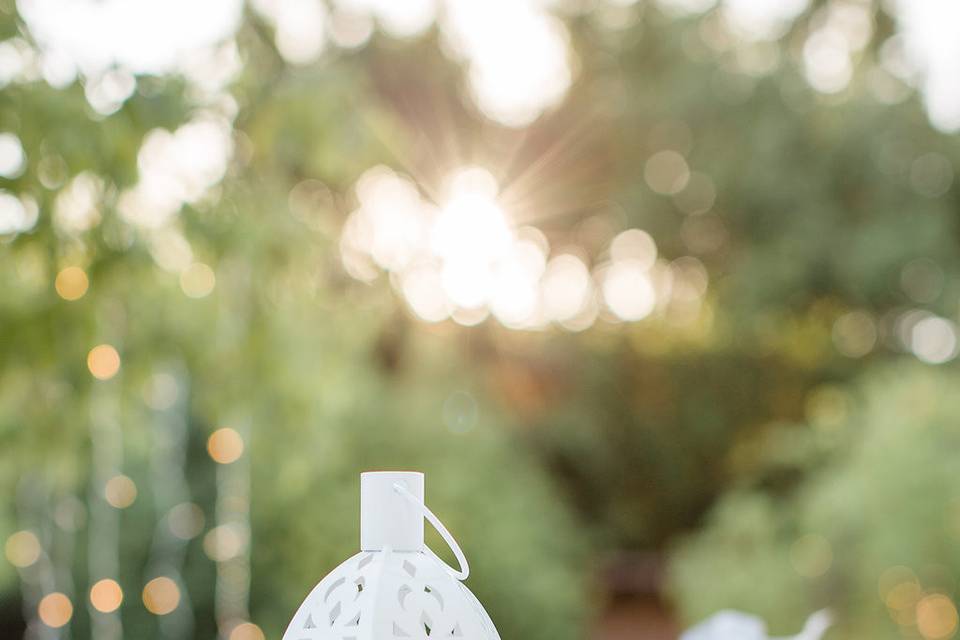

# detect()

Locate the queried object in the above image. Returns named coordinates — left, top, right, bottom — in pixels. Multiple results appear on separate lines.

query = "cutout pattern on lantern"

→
left=289, top=553, right=375, bottom=640
left=284, top=551, right=499, bottom=640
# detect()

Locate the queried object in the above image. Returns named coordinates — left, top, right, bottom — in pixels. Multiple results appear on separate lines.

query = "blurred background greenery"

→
left=1, top=0, right=959, bottom=638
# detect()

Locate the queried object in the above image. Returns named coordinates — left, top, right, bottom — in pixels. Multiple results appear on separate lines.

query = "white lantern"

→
left=282, top=471, right=501, bottom=640
left=681, top=609, right=832, bottom=640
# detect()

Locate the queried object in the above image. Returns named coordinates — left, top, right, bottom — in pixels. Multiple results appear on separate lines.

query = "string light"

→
left=208, top=428, right=244, bottom=464
left=87, top=344, right=121, bottom=380
left=143, top=577, right=181, bottom=615
left=38, top=592, right=73, bottom=628
left=4, top=530, right=41, bottom=568
left=104, top=474, right=138, bottom=509
left=90, top=579, right=124, bottom=613
left=168, top=502, right=205, bottom=540
left=55, top=266, right=89, bottom=300
left=230, top=621, right=265, bottom=640
left=203, top=524, right=246, bottom=562
left=211, top=419, right=253, bottom=639
left=916, top=594, right=959, bottom=640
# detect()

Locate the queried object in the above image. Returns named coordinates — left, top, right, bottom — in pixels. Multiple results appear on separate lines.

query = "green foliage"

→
left=0, top=9, right=587, bottom=640
left=669, top=364, right=960, bottom=638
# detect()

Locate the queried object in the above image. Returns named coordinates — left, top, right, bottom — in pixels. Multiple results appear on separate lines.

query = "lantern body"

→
left=282, top=472, right=501, bottom=640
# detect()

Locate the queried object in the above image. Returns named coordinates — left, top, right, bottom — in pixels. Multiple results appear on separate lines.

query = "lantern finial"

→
left=360, top=471, right=424, bottom=552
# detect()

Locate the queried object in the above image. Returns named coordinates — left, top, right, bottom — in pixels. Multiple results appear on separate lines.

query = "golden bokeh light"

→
left=4, top=530, right=41, bottom=568
left=610, top=229, right=657, bottom=270
left=180, top=262, right=216, bottom=298
left=339, top=166, right=707, bottom=331
left=886, top=579, right=923, bottom=612
left=203, top=524, right=246, bottom=562
left=207, top=428, right=244, bottom=464
left=87, top=344, right=121, bottom=380
left=602, top=259, right=656, bottom=322
left=54, top=266, right=89, bottom=300
left=90, top=578, right=123, bottom=613
left=104, top=474, right=137, bottom=509
left=38, top=592, right=73, bottom=628
left=879, top=566, right=918, bottom=601
left=142, top=577, right=180, bottom=615
left=230, top=621, right=266, bottom=640
left=917, top=594, right=959, bottom=640
left=541, top=254, right=591, bottom=324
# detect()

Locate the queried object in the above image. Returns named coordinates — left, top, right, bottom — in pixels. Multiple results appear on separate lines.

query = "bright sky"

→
left=888, top=0, right=960, bottom=131
left=11, top=0, right=960, bottom=132
left=17, top=0, right=242, bottom=77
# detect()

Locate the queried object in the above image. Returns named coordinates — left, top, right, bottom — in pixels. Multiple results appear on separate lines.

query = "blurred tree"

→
left=469, top=1, right=960, bottom=553
left=668, top=364, right=960, bottom=639
left=0, top=6, right=587, bottom=640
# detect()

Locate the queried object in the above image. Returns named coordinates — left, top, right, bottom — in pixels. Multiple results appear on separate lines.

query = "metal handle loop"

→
left=393, top=482, right=470, bottom=581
